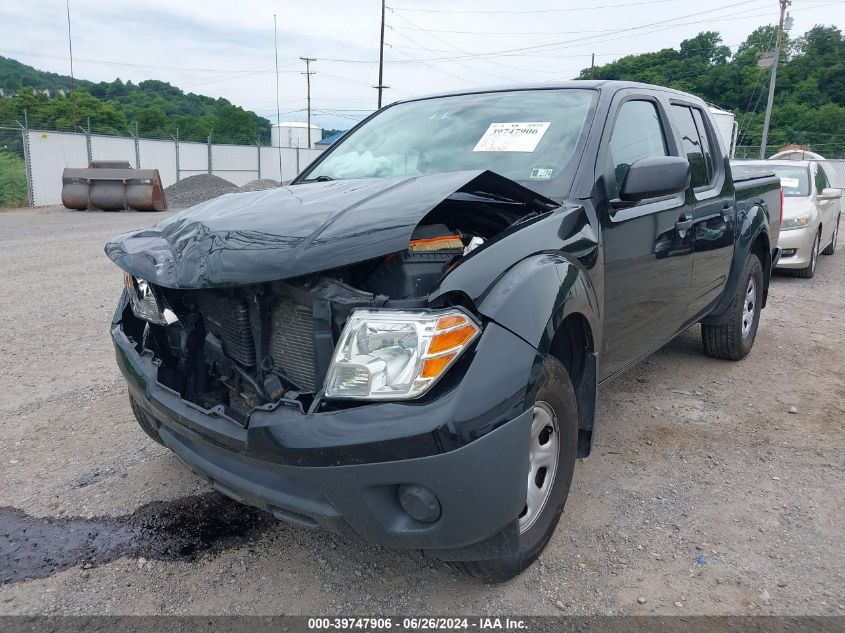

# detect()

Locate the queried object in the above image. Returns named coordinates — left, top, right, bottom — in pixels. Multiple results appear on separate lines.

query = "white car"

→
left=735, top=160, right=841, bottom=278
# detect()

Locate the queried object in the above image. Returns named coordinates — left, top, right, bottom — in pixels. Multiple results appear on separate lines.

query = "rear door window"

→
left=691, top=108, right=717, bottom=183
left=671, top=105, right=709, bottom=188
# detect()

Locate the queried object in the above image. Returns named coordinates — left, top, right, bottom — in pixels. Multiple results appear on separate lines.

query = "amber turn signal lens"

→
left=436, top=314, right=466, bottom=330
left=421, top=352, right=457, bottom=379
left=428, top=324, right=478, bottom=355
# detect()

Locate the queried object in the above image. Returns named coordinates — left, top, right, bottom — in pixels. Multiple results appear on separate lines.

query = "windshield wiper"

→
left=300, top=175, right=335, bottom=182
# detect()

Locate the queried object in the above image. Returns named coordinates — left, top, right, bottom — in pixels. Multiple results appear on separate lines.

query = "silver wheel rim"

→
left=519, top=401, right=559, bottom=534
left=833, top=221, right=839, bottom=251
left=742, top=276, right=756, bottom=339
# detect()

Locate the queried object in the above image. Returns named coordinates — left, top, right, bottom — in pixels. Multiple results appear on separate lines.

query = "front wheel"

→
left=450, top=356, right=578, bottom=583
left=701, top=254, right=763, bottom=361
left=793, top=230, right=820, bottom=278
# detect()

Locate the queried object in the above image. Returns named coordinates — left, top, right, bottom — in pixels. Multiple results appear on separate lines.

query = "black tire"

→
left=793, top=230, right=820, bottom=278
left=821, top=216, right=839, bottom=256
left=129, top=395, right=165, bottom=445
left=449, top=356, right=578, bottom=583
left=701, top=254, right=763, bottom=361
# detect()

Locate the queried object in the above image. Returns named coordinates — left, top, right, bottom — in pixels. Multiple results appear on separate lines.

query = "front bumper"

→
left=776, top=225, right=816, bottom=269
left=112, top=296, right=540, bottom=555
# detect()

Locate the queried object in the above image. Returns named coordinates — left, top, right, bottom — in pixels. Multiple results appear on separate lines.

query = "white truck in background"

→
left=709, top=106, right=738, bottom=158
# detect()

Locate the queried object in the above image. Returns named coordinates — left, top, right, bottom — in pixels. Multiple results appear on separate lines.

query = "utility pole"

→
left=590, top=52, right=595, bottom=79
left=375, top=0, right=388, bottom=108
left=274, top=15, right=282, bottom=180
left=300, top=57, right=316, bottom=149
left=760, top=0, right=791, bottom=159
left=66, top=0, right=78, bottom=129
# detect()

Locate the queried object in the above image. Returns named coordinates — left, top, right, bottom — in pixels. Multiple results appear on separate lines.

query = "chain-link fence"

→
left=0, top=125, right=30, bottom=208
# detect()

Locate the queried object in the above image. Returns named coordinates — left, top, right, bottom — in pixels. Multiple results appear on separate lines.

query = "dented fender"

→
left=432, top=204, right=601, bottom=351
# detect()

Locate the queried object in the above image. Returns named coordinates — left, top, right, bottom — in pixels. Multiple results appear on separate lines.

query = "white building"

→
left=271, top=122, right=322, bottom=149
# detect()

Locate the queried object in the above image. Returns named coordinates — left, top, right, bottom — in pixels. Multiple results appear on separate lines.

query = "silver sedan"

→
left=735, top=160, right=841, bottom=278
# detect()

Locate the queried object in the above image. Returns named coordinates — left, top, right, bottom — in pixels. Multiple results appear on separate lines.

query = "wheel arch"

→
left=703, top=203, right=771, bottom=323
left=471, top=254, right=601, bottom=459
left=547, top=312, right=597, bottom=458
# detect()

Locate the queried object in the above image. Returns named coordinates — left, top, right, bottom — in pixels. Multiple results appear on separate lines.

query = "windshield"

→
left=302, top=89, right=596, bottom=193
left=739, top=164, right=811, bottom=197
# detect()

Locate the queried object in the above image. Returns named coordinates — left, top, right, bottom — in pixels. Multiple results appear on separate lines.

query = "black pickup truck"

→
left=106, top=81, right=781, bottom=581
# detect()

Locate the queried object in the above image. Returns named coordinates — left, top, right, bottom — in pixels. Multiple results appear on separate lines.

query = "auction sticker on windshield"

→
left=473, top=122, right=551, bottom=152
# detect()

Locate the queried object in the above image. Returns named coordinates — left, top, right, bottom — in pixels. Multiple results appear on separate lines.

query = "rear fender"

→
left=702, top=201, right=770, bottom=325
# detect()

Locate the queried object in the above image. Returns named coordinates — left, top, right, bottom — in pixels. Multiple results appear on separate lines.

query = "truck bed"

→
left=731, top=164, right=781, bottom=252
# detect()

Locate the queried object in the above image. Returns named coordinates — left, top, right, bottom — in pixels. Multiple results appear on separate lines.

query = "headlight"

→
left=781, top=213, right=812, bottom=231
left=324, top=309, right=481, bottom=400
left=124, top=273, right=178, bottom=325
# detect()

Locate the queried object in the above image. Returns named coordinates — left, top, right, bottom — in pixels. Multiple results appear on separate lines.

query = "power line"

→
left=386, top=22, right=516, bottom=83
left=388, top=0, right=677, bottom=15
left=381, top=0, right=771, bottom=64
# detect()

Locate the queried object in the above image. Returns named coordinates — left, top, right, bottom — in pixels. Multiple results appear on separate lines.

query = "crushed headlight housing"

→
left=124, top=273, right=178, bottom=325
left=324, top=309, right=481, bottom=400
left=781, top=213, right=812, bottom=231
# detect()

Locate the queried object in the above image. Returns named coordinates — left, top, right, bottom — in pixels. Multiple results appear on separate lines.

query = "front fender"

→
left=431, top=203, right=600, bottom=343
left=475, top=254, right=600, bottom=353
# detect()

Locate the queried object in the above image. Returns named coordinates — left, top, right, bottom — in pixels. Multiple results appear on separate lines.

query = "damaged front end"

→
left=109, top=171, right=559, bottom=424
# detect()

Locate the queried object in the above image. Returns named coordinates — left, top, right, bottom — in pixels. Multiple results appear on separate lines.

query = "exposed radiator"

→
left=271, top=300, right=317, bottom=392
left=196, top=292, right=256, bottom=367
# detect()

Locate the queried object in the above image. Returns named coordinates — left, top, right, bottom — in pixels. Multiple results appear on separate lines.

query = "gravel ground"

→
left=0, top=206, right=842, bottom=616
left=239, top=179, right=280, bottom=192
left=163, top=174, right=238, bottom=208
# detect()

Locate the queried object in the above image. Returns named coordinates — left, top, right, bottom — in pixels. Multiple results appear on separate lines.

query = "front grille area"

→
left=193, top=290, right=318, bottom=393
left=270, top=300, right=317, bottom=392
left=196, top=292, right=256, bottom=367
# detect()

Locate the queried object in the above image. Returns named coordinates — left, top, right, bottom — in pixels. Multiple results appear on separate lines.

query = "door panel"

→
left=599, top=96, right=694, bottom=380
left=815, top=165, right=838, bottom=246
left=602, top=199, right=694, bottom=378
left=670, top=104, right=735, bottom=314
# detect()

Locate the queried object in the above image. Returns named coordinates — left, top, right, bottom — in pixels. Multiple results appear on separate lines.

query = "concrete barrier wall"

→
left=27, top=129, right=325, bottom=206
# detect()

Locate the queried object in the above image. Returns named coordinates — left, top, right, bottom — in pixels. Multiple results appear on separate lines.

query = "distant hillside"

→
left=579, top=25, right=845, bottom=157
left=0, top=56, right=272, bottom=144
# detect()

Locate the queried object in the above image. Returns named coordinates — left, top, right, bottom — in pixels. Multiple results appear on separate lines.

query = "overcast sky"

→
left=2, top=0, right=843, bottom=130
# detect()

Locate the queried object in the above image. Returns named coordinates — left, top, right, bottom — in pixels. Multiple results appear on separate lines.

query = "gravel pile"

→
left=164, top=174, right=238, bottom=208
left=238, top=179, right=280, bottom=192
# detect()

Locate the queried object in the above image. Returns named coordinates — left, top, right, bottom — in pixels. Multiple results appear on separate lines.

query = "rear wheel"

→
left=129, top=395, right=165, bottom=445
left=794, top=230, right=820, bottom=278
left=702, top=254, right=763, bottom=361
left=449, top=356, right=578, bottom=583
left=821, top=216, right=839, bottom=255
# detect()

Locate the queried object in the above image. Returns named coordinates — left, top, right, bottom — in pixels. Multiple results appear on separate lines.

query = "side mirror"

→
left=619, top=156, right=690, bottom=202
left=819, top=187, right=842, bottom=200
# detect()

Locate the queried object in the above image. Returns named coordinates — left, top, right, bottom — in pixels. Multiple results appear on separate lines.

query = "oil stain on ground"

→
left=0, top=493, right=276, bottom=584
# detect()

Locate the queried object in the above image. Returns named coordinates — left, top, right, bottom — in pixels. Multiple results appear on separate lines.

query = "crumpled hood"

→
left=105, top=170, right=559, bottom=288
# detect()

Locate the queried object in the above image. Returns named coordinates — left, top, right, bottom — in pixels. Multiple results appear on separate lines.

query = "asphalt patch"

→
left=0, top=493, right=275, bottom=584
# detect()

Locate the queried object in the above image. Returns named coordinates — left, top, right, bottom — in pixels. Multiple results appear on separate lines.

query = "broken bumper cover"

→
left=111, top=312, right=537, bottom=556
